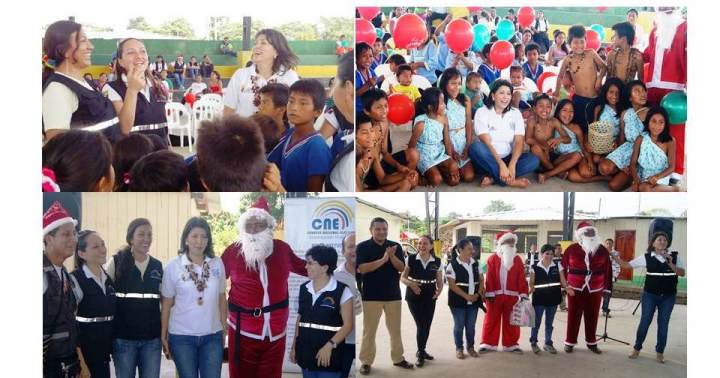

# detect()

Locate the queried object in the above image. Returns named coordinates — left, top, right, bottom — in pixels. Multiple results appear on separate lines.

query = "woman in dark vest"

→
left=107, top=218, right=163, bottom=378
left=614, top=229, right=686, bottom=363
left=291, top=245, right=354, bottom=378
left=71, top=230, right=116, bottom=378
left=445, top=238, right=484, bottom=360
left=107, top=38, right=170, bottom=148
left=528, top=244, right=569, bottom=354
left=42, top=20, right=123, bottom=143
left=400, top=235, right=443, bottom=367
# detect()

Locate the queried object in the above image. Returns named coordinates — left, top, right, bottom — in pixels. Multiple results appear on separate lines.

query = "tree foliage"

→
left=154, top=18, right=195, bottom=38
left=127, top=17, right=153, bottom=32
left=483, top=200, right=515, bottom=213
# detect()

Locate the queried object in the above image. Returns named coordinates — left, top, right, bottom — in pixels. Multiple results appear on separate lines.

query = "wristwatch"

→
left=329, top=340, right=337, bottom=349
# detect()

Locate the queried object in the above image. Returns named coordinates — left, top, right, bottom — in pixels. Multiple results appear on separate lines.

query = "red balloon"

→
left=597, top=7, right=608, bottom=12
left=517, top=7, right=535, bottom=28
left=357, top=7, right=381, bottom=21
left=184, top=92, right=196, bottom=106
left=445, top=19, right=474, bottom=53
left=355, top=18, right=376, bottom=46
left=536, top=71, right=557, bottom=94
left=387, top=93, right=416, bottom=125
left=489, top=40, right=514, bottom=70
left=393, top=13, right=428, bottom=49
left=468, top=7, right=483, bottom=13
left=586, top=29, right=601, bottom=51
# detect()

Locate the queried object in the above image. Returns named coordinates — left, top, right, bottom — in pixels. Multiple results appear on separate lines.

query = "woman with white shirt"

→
left=42, top=20, right=123, bottom=143
left=71, top=230, right=116, bottom=378
left=223, top=29, right=299, bottom=117
left=612, top=229, right=686, bottom=364
left=445, top=239, right=484, bottom=359
left=291, top=245, right=354, bottom=378
left=333, top=233, right=361, bottom=378
left=106, top=38, right=170, bottom=148
left=161, top=217, right=227, bottom=378
left=468, top=79, right=540, bottom=188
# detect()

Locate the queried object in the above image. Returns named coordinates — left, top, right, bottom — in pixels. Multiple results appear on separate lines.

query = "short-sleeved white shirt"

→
left=42, top=72, right=95, bottom=131
left=223, top=64, right=299, bottom=117
left=629, top=252, right=685, bottom=270
left=105, top=74, right=151, bottom=103
left=161, top=254, right=226, bottom=336
left=445, top=259, right=476, bottom=304
left=473, top=106, right=526, bottom=158
left=332, top=264, right=360, bottom=344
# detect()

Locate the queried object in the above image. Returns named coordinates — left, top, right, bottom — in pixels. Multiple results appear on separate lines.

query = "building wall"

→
left=356, top=203, right=405, bottom=244
left=81, top=193, right=196, bottom=266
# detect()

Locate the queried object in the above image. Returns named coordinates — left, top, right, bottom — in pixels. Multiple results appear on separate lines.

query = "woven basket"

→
left=588, top=120, right=616, bottom=154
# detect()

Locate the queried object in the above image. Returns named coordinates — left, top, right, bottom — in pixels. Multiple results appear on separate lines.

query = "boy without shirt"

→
left=525, top=95, right=571, bottom=171
left=606, top=21, right=644, bottom=84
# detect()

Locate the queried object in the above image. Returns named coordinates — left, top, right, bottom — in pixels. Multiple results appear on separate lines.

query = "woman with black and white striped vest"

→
left=528, top=244, right=569, bottom=355
left=445, top=238, right=484, bottom=360
left=106, top=218, right=164, bottom=378
left=400, top=235, right=443, bottom=367
left=291, top=245, right=354, bottom=378
left=613, top=222, right=685, bottom=364
left=71, top=230, right=116, bottom=378
left=107, top=38, right=171, bottom=148
left=42, top=20, right=123, bottom=143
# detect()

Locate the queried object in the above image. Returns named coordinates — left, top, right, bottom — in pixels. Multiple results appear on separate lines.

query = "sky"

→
left=39, top=4, right=353, bottom=37
left=218, top=192, right=687, bottom=218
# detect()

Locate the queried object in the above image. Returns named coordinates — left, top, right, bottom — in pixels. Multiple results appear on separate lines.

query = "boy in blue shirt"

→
left=268, top=79, right=331, bottom=192
left=522, top=43, right=544, bottom=84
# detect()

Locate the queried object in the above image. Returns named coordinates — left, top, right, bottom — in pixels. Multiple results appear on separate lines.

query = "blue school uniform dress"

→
left=270, top=129, right=331, bottom=191
left=409, top=42, right=439, bottom=84
left=522, top=62, right=544, bottom=84
left=446, top=100, right=471, bottom=168
left=478, top=63, right=500, bottom=86
left=355, top=69, right=378, bottom=113
left=637, top=133, right=671, bottom=185
left=413, top=115, right=450, bottom=174
left=607, top=108, right=645, bottom=169
left=598, top=105, right=621, bottom=138
left=554, top=124, right=582, bottom=155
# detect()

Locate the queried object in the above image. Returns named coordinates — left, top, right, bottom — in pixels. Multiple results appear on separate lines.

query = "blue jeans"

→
left=168, top=331, right=223, bottom=378
left=171, top=73, right=185, bottom=90
left=112, top=338, right=161, bottom=378
left=450, top=306, right=479, bottom=350
left=468, top=141, right=540, bottom=186
left=529, top=304, right=558, bottom=345
left=634, top=291, right=676, bottom=353
left=302, top=369, right=341, bottom=378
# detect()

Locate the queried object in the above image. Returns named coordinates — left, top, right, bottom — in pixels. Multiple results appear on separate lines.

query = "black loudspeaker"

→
left=43, top=193, right=82, bottom=230
left=648, top=218, right=673, bottom=247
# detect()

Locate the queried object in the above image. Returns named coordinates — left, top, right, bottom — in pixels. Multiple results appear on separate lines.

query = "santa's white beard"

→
left=239, top=229, right=274, bottom=271
left=655, top=11, right=683, bottom=51
left=580, top=236, right=601, bottom=254
left=499, top=245, right=517, bottom=271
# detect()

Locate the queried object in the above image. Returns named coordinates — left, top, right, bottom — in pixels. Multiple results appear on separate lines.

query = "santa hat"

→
left=238, top=196, right=277, bottom=233
left=495, top=230, right=517, bottom=247
left=43, top=201, right=77, bottom=236
left=575, top=221, right=596, bottom=239
left=42, top=168, right=60, bottom=192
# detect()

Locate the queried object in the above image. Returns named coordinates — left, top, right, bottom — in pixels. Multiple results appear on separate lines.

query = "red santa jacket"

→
left=221, top=239, right=307, bottom=341
left=484, top=253, right=529, bottom=299
left=561, top=243, right=613, bottom=293
left=643, top=21, right=687, bottom=103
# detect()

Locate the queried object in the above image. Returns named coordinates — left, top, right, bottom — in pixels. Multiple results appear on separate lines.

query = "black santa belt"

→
left=228, top=299, right=289, bottom=363
left=568, top=268, right=605, bottom=276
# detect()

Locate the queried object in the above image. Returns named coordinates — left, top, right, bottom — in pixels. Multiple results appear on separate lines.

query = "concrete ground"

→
left=355, top=287, right=686, bottom=378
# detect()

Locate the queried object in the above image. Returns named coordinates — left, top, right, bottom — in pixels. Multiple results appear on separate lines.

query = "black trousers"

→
left=81, top=347, right=111, bottom=378
left=339, top=342, right=355, bottom=378
left=406, top=297, right=437, bottom=352
left=44, top=353, right=80, bottom=378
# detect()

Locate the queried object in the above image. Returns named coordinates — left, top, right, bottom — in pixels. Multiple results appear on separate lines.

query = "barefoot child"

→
left=600, top=80, right=649, bottom=191
left=525, top=94, right=572, bottom=181
left=554, top=25, right=607, bottom=134
left=390, top=64, right=421, bottom=102
left=606, top=22, right=644, bottom=84
left=591, top=78, right=624, bottom=163
left=409, top=87, right=459, bottom=187
left=440, top=68, right=475, bottom=183
left=629, top=106, right=678, bottom=192
left=509, top=65, right=539, bottom=110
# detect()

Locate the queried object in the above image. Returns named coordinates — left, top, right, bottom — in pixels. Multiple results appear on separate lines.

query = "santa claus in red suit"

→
left=644, top=7, right=687, bottom=179
left=561, top=221, right=613, bottom=354
left=221, top=196, right=307, bottom=378
left=478, top=230, right=529, bottom=353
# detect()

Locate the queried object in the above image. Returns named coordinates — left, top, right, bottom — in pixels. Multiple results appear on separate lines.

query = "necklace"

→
left=185, top=259, right=210, bottom=305
left=568, top=52, right=586, bottom=75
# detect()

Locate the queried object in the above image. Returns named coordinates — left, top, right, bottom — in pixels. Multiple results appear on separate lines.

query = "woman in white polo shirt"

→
left=223, top=29, right=299, bottom=117
left=468, top=79, right=539, bottom=188
left=161, top=217, right=227, bottom=378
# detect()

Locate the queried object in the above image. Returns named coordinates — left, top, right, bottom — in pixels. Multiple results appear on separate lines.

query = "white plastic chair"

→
left=202, top=93, right=223, bottom=108
left=191, top=99, right=223, bottom=146
left=165, top=102, right=193, bottom=152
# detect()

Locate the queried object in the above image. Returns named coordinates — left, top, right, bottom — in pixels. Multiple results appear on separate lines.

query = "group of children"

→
left=356, top=15, right=681, bottom=192
left=44, top=62, right=353, bottom=193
